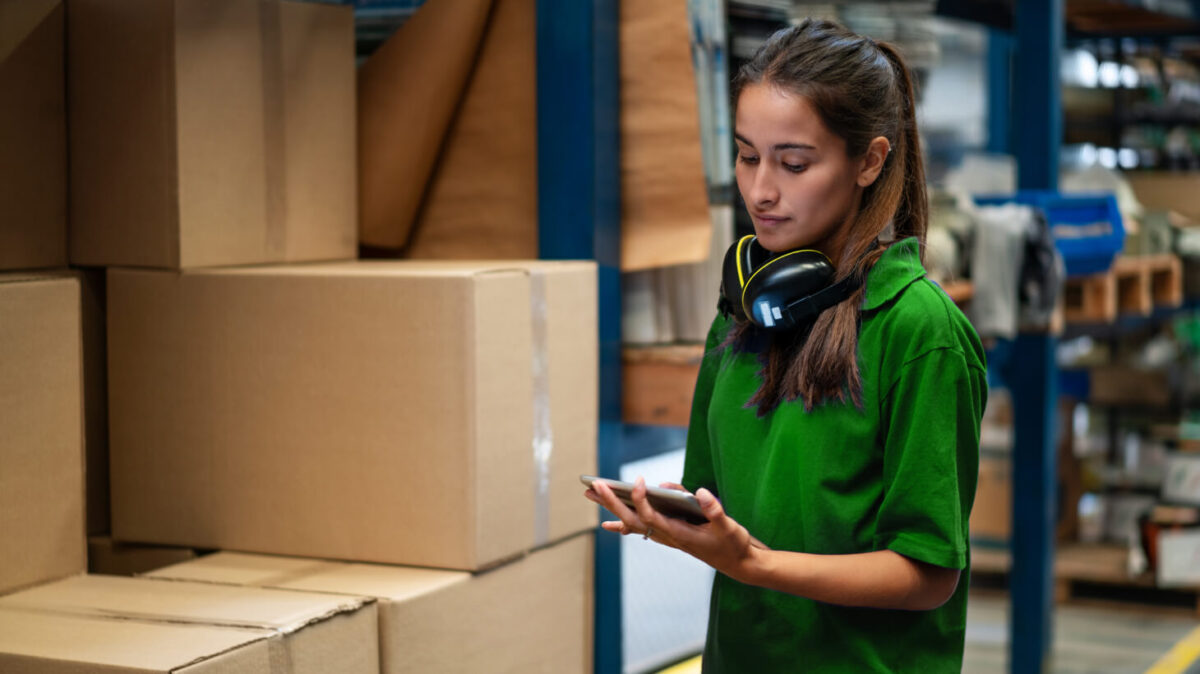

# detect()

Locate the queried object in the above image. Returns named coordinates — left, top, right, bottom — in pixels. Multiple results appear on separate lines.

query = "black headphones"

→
left=718, top=234, right=866, bottom=332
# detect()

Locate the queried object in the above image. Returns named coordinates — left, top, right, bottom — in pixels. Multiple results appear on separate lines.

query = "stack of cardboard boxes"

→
left=1, top=2, right=598, bottom=671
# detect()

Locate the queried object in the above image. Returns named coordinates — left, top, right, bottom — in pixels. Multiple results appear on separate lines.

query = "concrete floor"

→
left=654, top=592, right=1200, bottom=674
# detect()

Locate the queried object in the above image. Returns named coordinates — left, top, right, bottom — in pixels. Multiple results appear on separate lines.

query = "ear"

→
left=856, top=136, right=891, bottom=187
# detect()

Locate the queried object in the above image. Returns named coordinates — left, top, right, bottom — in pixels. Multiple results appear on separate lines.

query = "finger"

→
left=694, top=488, right=727, bottom=525
left=630, top=477, right=679, bottom=540
left=592, top=481, right=645, bottom=532
left=600, top=520, right=626, bottom=534
left=658, top=481, right=689, bottom=493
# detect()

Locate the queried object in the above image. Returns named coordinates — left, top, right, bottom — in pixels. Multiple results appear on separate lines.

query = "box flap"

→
left=148, top=551, right=472, bottom=603
left=274, top=563, right=470, bottom=603
left=0, top=271, right=73, bottom=286
left=0, top=606, right=272, bottom=672
left=179, top=259, right=534, bottom=279
left=146, top=551, right=341, bottom=586
left=0, top=574, right=370, bottom=635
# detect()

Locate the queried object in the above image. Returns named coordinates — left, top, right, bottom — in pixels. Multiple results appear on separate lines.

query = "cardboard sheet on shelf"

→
left=357, top=0, right=495, bottom=250
left=404, top=0, right=538, bottom=261
left=360, top=0, right=712, bottom=271
left=619, top=0, right=712, bottom=271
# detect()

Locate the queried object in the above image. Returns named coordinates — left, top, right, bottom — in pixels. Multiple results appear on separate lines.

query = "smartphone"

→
left=580, top=475, right=708, bottom=525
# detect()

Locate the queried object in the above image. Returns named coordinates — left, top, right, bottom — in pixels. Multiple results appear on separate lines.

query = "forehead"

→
left=734, top=83, right=840, bottom=150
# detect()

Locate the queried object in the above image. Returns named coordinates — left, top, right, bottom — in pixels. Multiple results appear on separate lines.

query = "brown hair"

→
left=729, top=18, right=927, bottom=415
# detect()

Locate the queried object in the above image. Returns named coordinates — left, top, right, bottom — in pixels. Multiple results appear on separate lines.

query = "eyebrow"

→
left=734, top=132, right=816, bottom=152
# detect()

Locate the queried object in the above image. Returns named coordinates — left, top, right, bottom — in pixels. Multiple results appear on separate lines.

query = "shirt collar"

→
left=862, top=236, right=926, bottom=311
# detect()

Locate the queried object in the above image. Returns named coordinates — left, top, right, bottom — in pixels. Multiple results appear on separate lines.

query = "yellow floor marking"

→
left=656, top=654, right=703, bottom=674
left=1146, top=625, right=1200, bottom=674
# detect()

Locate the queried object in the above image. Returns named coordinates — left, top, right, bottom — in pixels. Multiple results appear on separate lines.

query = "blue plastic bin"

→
left=974, top=191, right=1125, bottom=276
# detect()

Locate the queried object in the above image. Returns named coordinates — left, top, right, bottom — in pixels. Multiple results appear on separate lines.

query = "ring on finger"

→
left=643, top=526, right=654, bottom=540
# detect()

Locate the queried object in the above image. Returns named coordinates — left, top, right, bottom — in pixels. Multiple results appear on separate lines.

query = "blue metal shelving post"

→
left=986, top=28, right=1012, bottom=155
left=535, top=2, right=622, bottom=673
left=1009, top=1, right=1063, bottom=672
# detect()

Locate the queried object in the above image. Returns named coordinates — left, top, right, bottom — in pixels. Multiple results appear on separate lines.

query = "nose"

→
left=747, top=165, right=778, bottom=208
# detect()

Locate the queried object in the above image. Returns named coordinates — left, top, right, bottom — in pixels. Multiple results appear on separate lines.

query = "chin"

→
left=755, top=233, right=811, bottom=254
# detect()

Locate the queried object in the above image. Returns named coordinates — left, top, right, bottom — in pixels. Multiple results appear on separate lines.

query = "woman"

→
left=586, top=19, right=987, bottom=672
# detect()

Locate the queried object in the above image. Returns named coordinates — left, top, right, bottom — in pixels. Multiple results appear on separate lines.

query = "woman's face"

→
left=734, top=83, right=865, bottom=255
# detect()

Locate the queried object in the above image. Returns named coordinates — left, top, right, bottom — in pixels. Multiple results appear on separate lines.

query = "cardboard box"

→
left=969, top=450, right=1011, bottom=544
left=0, top=574, right=378, bottom=673
left=1089, top=365, right=1174, bottom=409
left=1156, top=527, right=1200, bottom=588
left=0, top=608, right=278, bottom=673
left=0, top=0, right=67, bottom=271
left=1163, top=453, right=1200, bottom=506
left=67, top=0, right=356, bottom=269
left=87, top=536, right=197, bottom=577
left=0, top=273, right=85, bottom=594
left=109, top=260, right=597, bottom=569
left=149, top=533, right=594, bottom=674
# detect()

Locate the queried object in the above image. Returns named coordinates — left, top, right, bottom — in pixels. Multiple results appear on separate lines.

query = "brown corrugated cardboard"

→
left=0, top=574, right=378, bottom=674
left=0, top=0, right=67, bottom=271
left=970, top=450, right=1011, bottom=544
left=1127, top=172, right=1200, bottom=222
left=383, top=260, right=598, bottom=545
left=108, top=260, right=596, bottom=569
left=149, top=533, right=595, bottom=674
left=403, top=0, right=538, bottom=261
left=67, top=0, right=355, bottom=269
left=358, top=0, right=494, bottom=250
left=619, top=0, right=712, bottom=271
left=0, top=274, right=85, bottom=594
left=87, top=536, right=197, bottom=577
left=0, top=607, right=276, bottom=673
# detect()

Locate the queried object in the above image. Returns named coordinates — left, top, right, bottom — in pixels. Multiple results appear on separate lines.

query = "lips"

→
left=752, top=213, right=789, bottom=227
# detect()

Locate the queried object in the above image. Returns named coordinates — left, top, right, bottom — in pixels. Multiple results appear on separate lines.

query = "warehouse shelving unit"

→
left=534, top=3, right=623, bottom=673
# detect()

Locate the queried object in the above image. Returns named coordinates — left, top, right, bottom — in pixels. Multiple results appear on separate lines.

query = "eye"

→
left=737, top=153, right=759, bottom=166
left=783, top=162, right=807, bottom=173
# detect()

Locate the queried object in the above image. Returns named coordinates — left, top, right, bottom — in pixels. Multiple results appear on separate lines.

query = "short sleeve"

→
left=873, top=346, right=986, bottom=570
left=681, top=313, right=730, bottom=496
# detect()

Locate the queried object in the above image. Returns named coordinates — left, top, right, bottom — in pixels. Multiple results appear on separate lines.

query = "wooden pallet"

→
left=972, top=543, right=1200, bottom=615
left=1062, top=254, right=1183, bottom=323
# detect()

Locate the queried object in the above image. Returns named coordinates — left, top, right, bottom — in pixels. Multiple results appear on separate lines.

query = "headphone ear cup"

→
left=741, top=250, right=836, bottom=330
left=720, top=239, right=748, bottom=320
left=721, top=235, right=774, bottom=321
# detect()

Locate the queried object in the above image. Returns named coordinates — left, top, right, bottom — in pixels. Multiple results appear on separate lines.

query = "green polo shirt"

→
left=682, top=237, right=987, bottom=673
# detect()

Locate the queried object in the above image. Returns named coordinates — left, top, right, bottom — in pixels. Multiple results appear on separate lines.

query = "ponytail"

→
left=876, top=42, right=928, bottom=258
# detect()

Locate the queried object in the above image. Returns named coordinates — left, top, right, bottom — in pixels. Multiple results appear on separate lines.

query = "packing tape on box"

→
left=531, top=271, right=553, bottom=546
left=259, top=0, right=287, bottom=258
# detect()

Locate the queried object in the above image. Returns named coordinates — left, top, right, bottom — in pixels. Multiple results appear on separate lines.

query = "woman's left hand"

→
left=584, top=477, right=763, bottom=583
